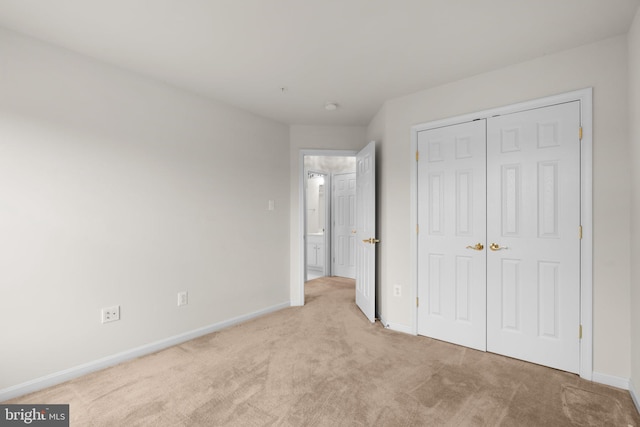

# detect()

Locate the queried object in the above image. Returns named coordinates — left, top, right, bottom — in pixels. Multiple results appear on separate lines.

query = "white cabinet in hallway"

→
left=306, top=234, right=325, bottom=271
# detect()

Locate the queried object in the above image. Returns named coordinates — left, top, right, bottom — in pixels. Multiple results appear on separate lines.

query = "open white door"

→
left=356, top=141, right=376, bottom=322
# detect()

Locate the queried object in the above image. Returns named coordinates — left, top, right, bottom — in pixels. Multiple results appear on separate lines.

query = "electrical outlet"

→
left=177, top=291, right=188, bottom=307
left=101, top=305, right=120, bottom=323
left=393, top=284, right=402, bottom=297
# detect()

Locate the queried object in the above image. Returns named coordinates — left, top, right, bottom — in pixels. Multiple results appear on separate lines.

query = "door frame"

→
left=409, top=88, right=593, bottom=380
left=298, top=149, right=358, bottom=305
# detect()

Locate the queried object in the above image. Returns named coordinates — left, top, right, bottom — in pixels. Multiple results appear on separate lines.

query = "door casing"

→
left=409, top=88, right=593, bottom=380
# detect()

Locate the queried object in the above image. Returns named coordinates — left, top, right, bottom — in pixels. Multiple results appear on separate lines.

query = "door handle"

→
left=465, top=243, right=484, bottom=251
left=362, top=238, right=380, bottom=244
left=489, top=243, right=508, bottom=251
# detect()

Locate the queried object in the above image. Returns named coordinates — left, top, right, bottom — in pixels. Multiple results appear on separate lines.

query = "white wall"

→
left=289, top=125, right=366, bottom=304
left=304, top=156, right=356, bottom=174
left=628, top=6, right=640, bottom=407
left=0, top=28, right=290, bottom=393
left=369, top=36, right=632, bottom=379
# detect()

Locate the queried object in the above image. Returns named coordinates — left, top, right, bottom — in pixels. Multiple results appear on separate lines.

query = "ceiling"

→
left=0, top=0, right=638, bottom=126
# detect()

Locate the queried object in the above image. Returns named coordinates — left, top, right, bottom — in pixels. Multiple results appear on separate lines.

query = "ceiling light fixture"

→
left=325, top=102, right=338, bottom=111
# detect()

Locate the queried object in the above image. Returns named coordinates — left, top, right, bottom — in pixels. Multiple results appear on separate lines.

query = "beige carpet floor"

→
left=6, top=277, right=640, bottom=426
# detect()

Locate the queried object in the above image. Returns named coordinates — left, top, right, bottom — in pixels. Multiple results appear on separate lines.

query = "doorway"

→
left=298, top=143, right=378, bottom=324
left=410, top=89, right=593, bottom=379
left=305, top=170, right=330, bottom=280
left=303, top=154, right=357, bottom=282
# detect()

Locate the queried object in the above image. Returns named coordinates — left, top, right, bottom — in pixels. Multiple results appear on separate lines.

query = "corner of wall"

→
left=628, top=3, right=640, bottom=416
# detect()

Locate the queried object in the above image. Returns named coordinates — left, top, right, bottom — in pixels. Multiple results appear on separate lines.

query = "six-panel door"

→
left=486, top=102, right=581, bottom=373
left=356, top=141, right=376, bottom=323
left=417, top=101, right=581, bottom=373
left=417, top=120, right=487, bottom=351
left=333, top=172, right=357, bottom=279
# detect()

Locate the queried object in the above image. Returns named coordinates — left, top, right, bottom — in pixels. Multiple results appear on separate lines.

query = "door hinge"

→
left=416, top=297, right=419, bottom=307
left=579, top=127, right=583, bottom=141
left=579, top=324, right=583, bottom=339
left=578, top=225, right=583, bottom=240
left=416, top=150, right=419, bottom=161
left=416, top=224, right=419, bottom=234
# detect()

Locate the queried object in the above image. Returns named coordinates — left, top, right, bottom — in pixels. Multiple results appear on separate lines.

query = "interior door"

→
left=356, top=141, right=376, bottom=322
left=417, top=120, right=487, bottom=350
left=333, top=172, right=357, bottom=279
left=486, top=101, right=581, bottom=373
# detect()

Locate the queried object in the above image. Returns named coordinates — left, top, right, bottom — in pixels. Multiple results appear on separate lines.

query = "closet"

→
left=416, top=100, right=582, bottom=374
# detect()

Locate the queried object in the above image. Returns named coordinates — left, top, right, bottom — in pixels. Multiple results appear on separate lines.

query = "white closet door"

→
left=486, top=101, right=581, bottom=373
left=333, top=172, right=356, bottom=279
left=417, top=120, right=487, bottom=351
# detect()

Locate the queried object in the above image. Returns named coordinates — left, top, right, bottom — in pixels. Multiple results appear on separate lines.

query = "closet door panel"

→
left=417, top=120, right=487, bottom=351
left=486, top=102, right=581, bottom=374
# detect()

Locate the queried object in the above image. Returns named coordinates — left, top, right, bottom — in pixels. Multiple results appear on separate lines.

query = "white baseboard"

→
left=376, top=312, right=388, bottom=328
left=630, top=379, right=640, bottom=414
left=0, top=301, right=290, bottom=402
left=385, top=321, right=414, bottom=335
left=592, top=371, right=630, bottom=390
